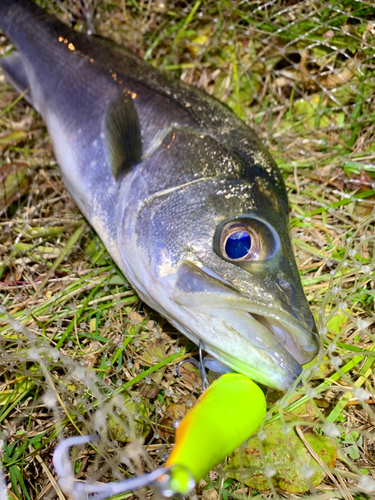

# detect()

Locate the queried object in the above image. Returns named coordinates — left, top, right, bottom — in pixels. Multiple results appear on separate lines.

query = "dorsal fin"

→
left=104, top=91, right=142, bottom=180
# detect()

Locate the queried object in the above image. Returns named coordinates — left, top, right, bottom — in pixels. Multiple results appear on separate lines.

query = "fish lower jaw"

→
left=202, top=344, right=301, bottom=391
left=194, top=299, right=319, bottom=367
left=249, top=312, right=317, bottom=366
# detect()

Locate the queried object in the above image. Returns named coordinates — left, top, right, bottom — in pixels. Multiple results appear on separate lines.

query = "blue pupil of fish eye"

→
left=225, top=230, right=251, bottom=259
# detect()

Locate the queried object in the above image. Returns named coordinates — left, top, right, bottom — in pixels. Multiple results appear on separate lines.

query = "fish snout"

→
left=270, top=273, right=321, bottom=362
left=276, top=276, right=316, bottom=329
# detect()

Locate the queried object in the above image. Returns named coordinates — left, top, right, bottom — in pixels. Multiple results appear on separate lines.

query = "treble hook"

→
left=53, top=435, right=168, bottom=500
left=176, top=340, right=209, bottom=390
left=176, top=341, right=233, bottom=390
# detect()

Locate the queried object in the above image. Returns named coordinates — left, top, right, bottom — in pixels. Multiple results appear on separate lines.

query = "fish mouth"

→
left=172, top=260, right=320, bottom=390
left=247, top=312, right=318, bottom=366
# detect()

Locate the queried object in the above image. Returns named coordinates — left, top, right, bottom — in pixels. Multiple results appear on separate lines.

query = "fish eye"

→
left=225, top=230, right=251, bottom=260
left=219, top=221, right=262, bottom=262
left=214, top=217, right=280, bottom=263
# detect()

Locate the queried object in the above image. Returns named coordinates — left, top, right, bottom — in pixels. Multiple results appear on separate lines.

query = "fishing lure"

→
left=53, top=373, right=266, bottom=499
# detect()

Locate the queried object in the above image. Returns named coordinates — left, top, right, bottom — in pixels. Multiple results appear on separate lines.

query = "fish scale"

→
left=0, top=0, right=320, bottom=390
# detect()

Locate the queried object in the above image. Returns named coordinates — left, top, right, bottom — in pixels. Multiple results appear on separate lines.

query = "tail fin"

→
left=0, top=0, right=75, bottom=111
left=0, top=0, right=69, bottom=52
left=1, top=51, right=33, bottom=104
left=0, top=0, right=35, bottom=35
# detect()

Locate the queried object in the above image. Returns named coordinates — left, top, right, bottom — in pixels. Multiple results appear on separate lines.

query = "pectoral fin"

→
left=104, top=91, right=142, bottom=180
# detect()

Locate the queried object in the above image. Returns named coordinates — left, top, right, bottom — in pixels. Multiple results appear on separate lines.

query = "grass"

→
left=1, top=0, right=375, bottom=499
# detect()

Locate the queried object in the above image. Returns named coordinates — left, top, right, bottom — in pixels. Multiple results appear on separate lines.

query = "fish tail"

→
left=0, top=0, right=67, bottom=50
left=0, top=0, right=38, bottom=36
left=0, top=0, right=72, bottom=110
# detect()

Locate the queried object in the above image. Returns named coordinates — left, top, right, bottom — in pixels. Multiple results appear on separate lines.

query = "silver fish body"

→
left=0, top=0, right=320, bottom=390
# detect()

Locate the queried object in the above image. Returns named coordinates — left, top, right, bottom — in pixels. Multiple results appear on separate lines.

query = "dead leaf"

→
left=108, top=392, right=151, bottom=442
left=202, top=488, right=219, bottom=500
left=318, top=60, right=358, bottom=89
left=139, top=339, right=168, bottom=397
left=175, top=363, right=201, bottom=391
left=138, top=380, right=161, bottom=399
left=158, top=394, right=197, bottom=439
left=128, top=311, right=143, bottom=324
left=225, top=423, right=337, bottom=493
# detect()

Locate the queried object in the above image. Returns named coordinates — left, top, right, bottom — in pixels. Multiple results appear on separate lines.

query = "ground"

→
left=0, top=1, right=375, bottom=499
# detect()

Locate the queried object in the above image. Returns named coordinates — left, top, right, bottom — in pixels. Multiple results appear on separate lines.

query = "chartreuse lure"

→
left=161, top=373, right=266, bottom=495
left=53, top=373, right=266, bottom=499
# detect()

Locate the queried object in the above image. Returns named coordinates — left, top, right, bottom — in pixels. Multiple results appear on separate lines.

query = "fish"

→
left=0, top=0, right=320, bottom=390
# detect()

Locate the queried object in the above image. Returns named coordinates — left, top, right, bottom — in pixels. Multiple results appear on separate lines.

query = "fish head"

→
left=120, top=132, right=320, bottom=390
left=173, top=181, right=320, bottom=389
